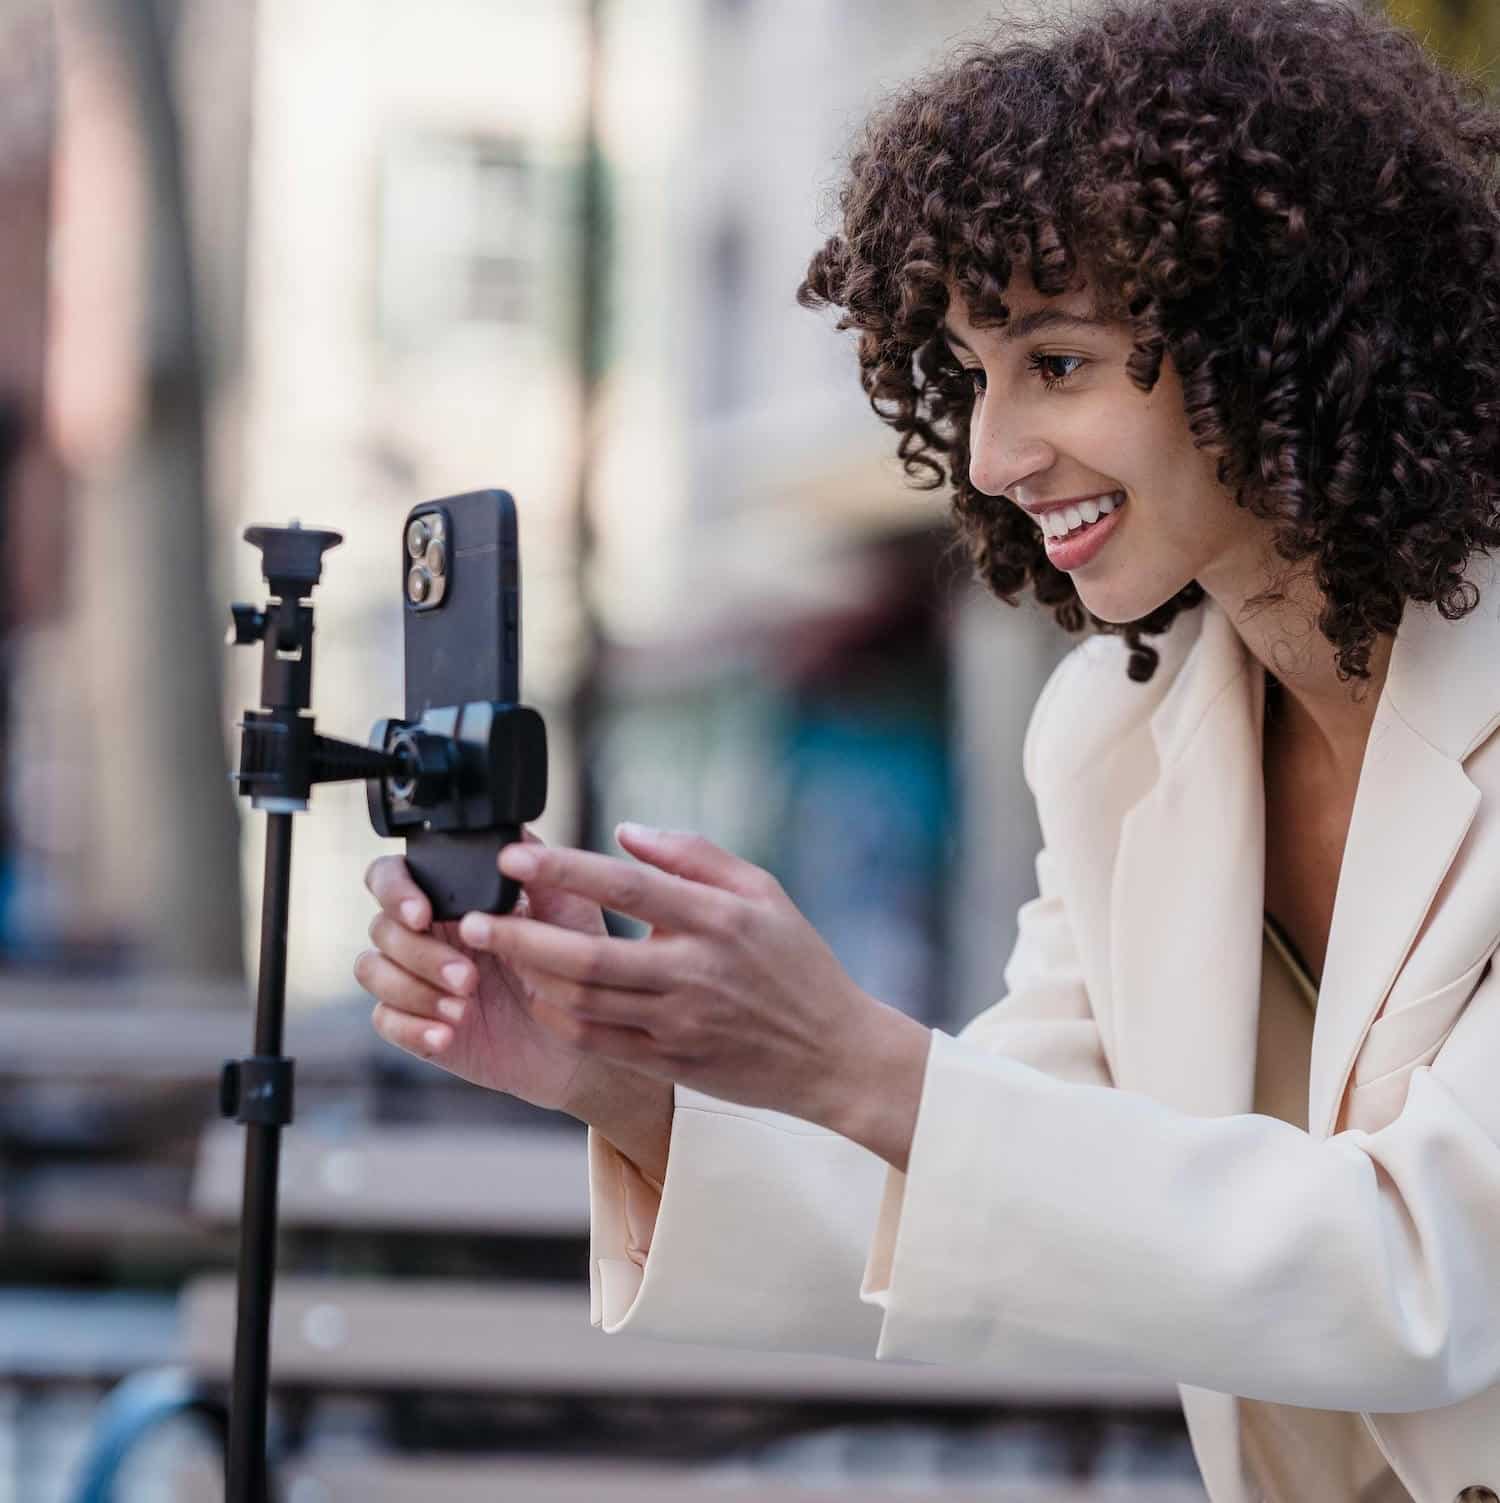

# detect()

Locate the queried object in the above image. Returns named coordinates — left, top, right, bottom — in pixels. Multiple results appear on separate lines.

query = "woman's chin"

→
left=1073, top=589, right=1139, bottom=626
left=1074, top=580, right=1182, bottom=627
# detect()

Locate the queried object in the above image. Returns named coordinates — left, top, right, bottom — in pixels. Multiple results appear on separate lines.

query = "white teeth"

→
left=1040, top=492, right=1123, bottom=540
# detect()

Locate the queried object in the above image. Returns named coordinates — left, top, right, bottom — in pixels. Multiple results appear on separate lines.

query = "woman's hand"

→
left=453, top=823, right=932, bottom=1160
left=356, top=828, right=644, bottom=1116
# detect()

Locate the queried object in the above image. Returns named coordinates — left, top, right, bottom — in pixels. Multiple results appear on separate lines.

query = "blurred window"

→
left=378, top=133, right=532, bottom=349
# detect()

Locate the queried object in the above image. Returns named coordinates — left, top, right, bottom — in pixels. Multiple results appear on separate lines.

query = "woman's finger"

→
left=354, top=949, right=469, bottom=1027
left=496, top=844, right=733, bottom=934
left=370, top=1001, right=455, bottom=1060
left=459, top=912, right=676, bottom=993
left=505, top=831, right=607, bottom=934
left=364, top=855, right=431, bottom=931
left=615, top=824, right=781, bottom=902
left=369, top=911, right=477, bottom=998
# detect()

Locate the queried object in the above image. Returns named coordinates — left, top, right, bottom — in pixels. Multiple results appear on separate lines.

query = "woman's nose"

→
left=968, top=422, right=1054, bottom=499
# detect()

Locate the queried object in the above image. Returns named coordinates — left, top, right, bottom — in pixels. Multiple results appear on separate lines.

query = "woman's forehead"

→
left=945, top=276, right=1107, bottom=337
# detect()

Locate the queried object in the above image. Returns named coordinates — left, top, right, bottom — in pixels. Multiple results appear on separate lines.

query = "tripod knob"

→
left=227, top=602, right=267, bottom=645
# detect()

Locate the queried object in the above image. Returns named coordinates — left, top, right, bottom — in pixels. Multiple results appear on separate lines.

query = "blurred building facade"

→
left=4, top=0, right=1071, bottom=1021
left=229, top=0, right=1066, bottom=1017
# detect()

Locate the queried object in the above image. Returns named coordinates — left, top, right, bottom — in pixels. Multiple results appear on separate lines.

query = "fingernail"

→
left=423, top=1026, right=448, bottom=1051
left=617, top=821, right=659, bottom=843
left=499, top=846, right=539, bottom=879
left=459, top=912, right=489, bottom=946
left=437, top=998, right=466, bottom=1024
left=401, top=900, right=426, bottom=928
left=442, top=962, right=472, bottom=994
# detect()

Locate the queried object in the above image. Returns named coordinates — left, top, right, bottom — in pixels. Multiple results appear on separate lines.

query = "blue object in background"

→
left=0, top=851, right=16, bottom=953
left=773, top=689, right=954, bottom=1027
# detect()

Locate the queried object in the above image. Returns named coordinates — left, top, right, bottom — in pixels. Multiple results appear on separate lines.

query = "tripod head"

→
left=228, top=522, right=403, bottom=813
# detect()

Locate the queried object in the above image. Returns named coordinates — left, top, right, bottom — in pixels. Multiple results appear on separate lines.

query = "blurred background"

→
left=0, top=0, right=1484, bottom=1499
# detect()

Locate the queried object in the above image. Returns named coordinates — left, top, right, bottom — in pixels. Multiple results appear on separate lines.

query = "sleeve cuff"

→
left=588, top=1085, right=889, bottom=1355
left=859, top=1029, right=954, bottom=1315
left=588, top=1123, right=662, bottom=1327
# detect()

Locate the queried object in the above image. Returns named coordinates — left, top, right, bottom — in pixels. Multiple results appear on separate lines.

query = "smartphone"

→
left=401, top=488, right=525, bottom=919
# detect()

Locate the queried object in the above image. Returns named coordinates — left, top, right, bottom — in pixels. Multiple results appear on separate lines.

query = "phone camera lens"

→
left=424, top=539, right=447, bottom=577
left=406, top=519, right=432, bottom=559
left=407, top=565, right=432, bottom=604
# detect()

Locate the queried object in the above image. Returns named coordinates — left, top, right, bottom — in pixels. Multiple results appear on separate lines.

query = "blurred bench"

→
left=167, top=1452, right=1208, bottom=1503
left=0, top=1289, right=178, bottom=1385
left=190, top=1120, right=588, bottom=1235
left=186, top=1115, right=1180, bottom=1392
left=188, top=1121, right=1177, bottom=1405
left=1, top=987, right=367, bottom=1085
left=180, top=1273, right=1174, bottom=1407
left=177, top=1114, right=1186, bottom=1498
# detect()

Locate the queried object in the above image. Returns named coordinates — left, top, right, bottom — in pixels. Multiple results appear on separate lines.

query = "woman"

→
left=356, top=1, right=1500, bottom=1497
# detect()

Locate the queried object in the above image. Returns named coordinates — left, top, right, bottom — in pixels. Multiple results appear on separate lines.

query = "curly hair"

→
left=796, top=0, right=1500, bottom=682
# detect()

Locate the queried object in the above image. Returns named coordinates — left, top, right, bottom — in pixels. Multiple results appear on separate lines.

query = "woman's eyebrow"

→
left=941, top=308, right=1110, bottom=350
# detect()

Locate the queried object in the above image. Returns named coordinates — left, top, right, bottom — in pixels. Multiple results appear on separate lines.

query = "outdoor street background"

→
left=0, top=0, right=1487, bottom=1498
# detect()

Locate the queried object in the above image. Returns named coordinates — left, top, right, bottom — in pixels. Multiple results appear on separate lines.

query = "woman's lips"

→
left=1042, top=495, right=1126, bottom=570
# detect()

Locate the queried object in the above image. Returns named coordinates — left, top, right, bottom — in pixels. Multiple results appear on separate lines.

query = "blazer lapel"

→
left=1308, top=564, right=1500, bottom=1138
left=1108, top=602, right=1265, bottom=1118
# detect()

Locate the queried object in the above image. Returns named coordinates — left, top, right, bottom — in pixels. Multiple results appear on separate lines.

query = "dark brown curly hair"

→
left=796, top=0, right=1500, bottom=682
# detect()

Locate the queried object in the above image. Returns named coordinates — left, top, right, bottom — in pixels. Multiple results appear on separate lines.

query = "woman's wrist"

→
left=564, top=1060, right=674, bottom=1186
left=823, top=999, right=932, bottom=1172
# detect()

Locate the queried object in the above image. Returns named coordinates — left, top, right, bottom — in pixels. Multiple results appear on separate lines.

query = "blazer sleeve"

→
left=588, top=650, right=1116, bottom=1355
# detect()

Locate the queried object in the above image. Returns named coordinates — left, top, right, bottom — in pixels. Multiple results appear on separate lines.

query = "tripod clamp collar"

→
left=219, top=1057, right=295, bottom=1127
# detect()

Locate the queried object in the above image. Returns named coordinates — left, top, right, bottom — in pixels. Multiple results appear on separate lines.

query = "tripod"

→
left=222, top=522, right=405, bottom=1503
left=66, top=518, right=544, bottom=1503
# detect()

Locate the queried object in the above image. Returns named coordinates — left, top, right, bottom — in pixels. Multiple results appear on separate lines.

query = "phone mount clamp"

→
left=220, top=520, right=543, bottom=1503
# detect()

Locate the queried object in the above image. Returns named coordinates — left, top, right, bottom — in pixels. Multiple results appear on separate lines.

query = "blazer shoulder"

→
left=1022, top=613, right=1206, bottom=792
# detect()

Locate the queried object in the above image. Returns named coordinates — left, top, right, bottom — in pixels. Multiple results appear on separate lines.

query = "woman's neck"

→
left=1204, top=559, right=1393, bottom=785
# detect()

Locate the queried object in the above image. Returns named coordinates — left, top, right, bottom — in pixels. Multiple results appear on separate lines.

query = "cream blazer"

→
left=586, top=560, right=1500, bottom=1503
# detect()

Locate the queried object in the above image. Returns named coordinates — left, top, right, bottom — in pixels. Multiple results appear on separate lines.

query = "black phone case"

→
left=402, top=488, right=522, bottom=919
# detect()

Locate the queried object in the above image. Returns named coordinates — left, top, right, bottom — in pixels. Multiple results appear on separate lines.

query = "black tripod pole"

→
left=225, top=811, right=294, bottom=1503
left=219, top=519, right=530, bottom=1499
left=221, top=522, right=373, bottom=1503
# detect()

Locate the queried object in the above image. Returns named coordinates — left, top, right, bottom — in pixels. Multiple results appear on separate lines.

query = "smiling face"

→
left=946, top=269, right=1272, bottom=625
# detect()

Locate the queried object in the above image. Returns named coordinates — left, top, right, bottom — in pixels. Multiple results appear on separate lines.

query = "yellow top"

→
left=1241, top=915, right=1410, bottom=1499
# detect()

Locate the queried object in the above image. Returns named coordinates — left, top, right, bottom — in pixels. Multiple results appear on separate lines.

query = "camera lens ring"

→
left=406, top=518, right=432, bottom=559
left=407, top=564, right=432, bottom=604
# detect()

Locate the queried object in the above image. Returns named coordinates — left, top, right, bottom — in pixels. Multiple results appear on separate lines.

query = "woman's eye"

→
left=1027, top=352, right=1086, bottom=388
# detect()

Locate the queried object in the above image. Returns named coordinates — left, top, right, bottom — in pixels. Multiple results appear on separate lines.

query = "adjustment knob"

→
left=227, top=602, right=267, bottom=645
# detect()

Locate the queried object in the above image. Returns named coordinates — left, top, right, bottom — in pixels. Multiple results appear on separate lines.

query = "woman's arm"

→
left=566, top=1064, right=673, bottom=1187
left=584, top=835, right=1115, bottom=1353
left=863, top=970, right=1500, bottom=1411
